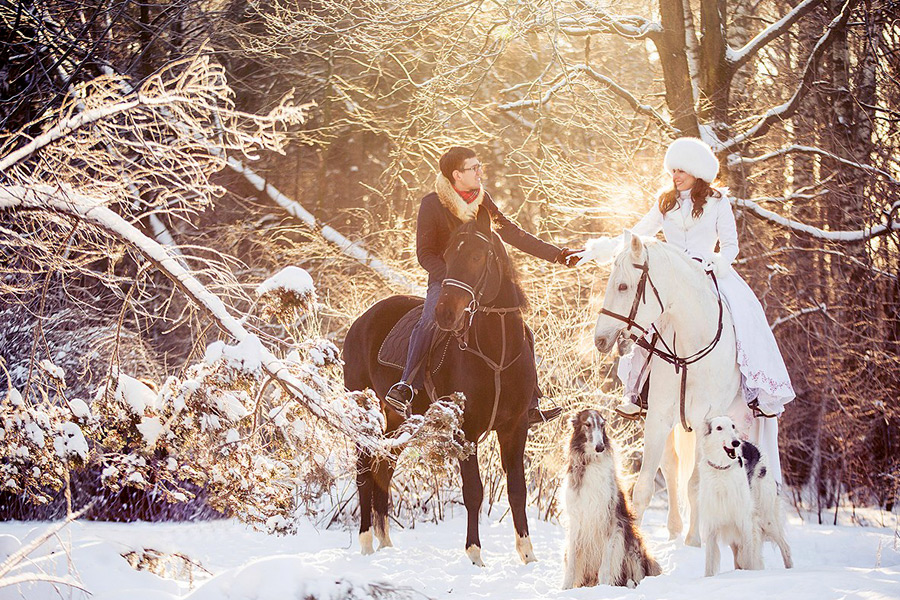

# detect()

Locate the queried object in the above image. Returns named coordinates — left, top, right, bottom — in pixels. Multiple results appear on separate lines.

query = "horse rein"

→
left=439, top=228, right=523, bottom=443
left=442, top=230, right=495, bottom=327
left=600, top=256, right=725, bottom=432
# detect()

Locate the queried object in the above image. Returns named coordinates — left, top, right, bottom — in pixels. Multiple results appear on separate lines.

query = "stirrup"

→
left=748, top=399, right=777, bottom=419
left=528, top=406, right=563, bottom=426
left=385, top=381, right=415, bottom=415
left=614, top=402, right=646, bottom=421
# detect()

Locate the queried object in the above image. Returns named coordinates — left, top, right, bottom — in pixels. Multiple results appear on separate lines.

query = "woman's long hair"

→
left=658, top=178, right=722, bottom=218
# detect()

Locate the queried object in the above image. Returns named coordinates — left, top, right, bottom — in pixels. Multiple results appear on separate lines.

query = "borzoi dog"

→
left=562, top=409, right=661, bottom=588
left=698, top=415, right=793, bottom=577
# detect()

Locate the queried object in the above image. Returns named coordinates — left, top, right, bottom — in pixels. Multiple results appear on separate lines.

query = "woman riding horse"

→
left=610, top=137, right=795, bottom=483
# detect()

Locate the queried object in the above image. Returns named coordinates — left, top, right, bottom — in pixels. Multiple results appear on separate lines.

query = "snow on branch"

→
left=0, top=185, right=386, bottom=447
left=228, top=158, right=420, bottom=294
left=497, top=64, right=673, bottom=133
left=720, top=0, right=857, bottom=150
left=728, top=144, right=900, bottom=186
left=557, top=4, right=662, bottom=39
left=771, top=303, right=829, bottom=330
left=734, top=196, right=899, bottom=242
left=727, top=0, right=826, bottom=70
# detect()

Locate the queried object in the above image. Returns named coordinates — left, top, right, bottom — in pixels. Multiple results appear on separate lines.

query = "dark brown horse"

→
left=343, top=208, right=538, bottom=567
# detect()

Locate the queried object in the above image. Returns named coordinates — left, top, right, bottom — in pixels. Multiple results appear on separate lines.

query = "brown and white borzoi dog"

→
left=562, top=409, right=661, bottom=588
left=698, top=416, right=793, bottom=577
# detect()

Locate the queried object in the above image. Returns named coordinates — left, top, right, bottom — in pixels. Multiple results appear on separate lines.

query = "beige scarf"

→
left=435, top=173, right=483, bottom=223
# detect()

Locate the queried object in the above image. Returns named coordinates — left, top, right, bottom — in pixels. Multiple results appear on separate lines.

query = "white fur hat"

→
left=663, top=137, right=719, bottom=183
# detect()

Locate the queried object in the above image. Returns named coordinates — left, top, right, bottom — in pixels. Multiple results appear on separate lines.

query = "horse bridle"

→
left=439, top=228, right=522, bottom=443
left=599, top=260, right=664, bottom=337
left=600, top=255, right=725, bottom=432
left=441, top=229, right=499, bottom=329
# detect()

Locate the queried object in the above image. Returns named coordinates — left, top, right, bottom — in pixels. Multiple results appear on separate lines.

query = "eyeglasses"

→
left=459, top=163, right=484, bottom=174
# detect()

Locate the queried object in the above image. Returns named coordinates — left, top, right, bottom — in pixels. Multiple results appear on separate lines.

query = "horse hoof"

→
left=516, top=534, right=537, bottom=564
left=466, top=545, right=485, bottom=567
left=377, top=537, right=394, bottom=550
left=360, top=530, right=375, bottom=555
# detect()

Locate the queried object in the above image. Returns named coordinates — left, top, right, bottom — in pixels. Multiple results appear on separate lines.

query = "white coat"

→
left=620, top=189, right=795, bottom=482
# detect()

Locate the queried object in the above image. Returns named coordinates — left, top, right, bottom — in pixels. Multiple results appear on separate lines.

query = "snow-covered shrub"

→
left=0, top=368, right=92, bottom=505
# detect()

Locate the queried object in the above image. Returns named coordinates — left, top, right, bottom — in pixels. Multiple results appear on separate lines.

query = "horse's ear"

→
left=475, top=206, right=492, bottom=235
left=628, top=230, right=645, bottom=261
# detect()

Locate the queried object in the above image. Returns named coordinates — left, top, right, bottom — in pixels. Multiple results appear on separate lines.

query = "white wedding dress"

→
left=618, top=189, right=794, bottom=482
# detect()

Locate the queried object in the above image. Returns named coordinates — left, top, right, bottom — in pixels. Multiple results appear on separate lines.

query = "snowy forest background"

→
left=0, top=0, right=898, bottom=594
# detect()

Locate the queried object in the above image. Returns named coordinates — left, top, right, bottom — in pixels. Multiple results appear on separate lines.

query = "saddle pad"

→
left=377, top=305, right=425, bottom=370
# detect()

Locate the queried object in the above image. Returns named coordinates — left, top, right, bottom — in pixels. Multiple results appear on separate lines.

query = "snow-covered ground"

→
left=2, top=501, right=899, bottom=600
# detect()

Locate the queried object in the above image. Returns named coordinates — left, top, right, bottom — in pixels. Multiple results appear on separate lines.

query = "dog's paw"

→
left=685, top=533, right=702, bottom=548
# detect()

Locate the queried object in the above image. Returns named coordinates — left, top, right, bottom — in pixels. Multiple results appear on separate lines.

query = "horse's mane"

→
left=490, top=233, right=529, bottom=311
left=448, top=219, right=529, bottom=310
left=644, top=239, right=716, bottom=301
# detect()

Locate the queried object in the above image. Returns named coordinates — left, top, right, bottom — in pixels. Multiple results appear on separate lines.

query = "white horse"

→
left=593, top=231, right=747, bottom=546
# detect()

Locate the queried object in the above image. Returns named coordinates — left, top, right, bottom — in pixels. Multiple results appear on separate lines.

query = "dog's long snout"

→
left=595, top=442, right=605, bottom=453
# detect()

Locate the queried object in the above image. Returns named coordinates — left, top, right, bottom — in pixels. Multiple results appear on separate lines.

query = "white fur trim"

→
left=435, top=173, right=482, bottom=222
left=580, top=236, right=622, bottom=265
left=664, top=137, right=719, bottom=183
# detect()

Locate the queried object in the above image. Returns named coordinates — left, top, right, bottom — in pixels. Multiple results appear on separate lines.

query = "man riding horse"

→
left=384, top=146, right=581, bottom=424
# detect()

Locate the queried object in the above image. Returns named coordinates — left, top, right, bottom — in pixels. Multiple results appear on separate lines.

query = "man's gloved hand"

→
left=556, top=247, right=583, bottom=268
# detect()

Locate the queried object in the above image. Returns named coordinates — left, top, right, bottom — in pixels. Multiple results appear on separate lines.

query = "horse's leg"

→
left=632, top=403, right=674, bottom=523
left=498, top=423, right=536, bottom=564
left=660, top=430, right=683, bottom=540
left=356, top=445, right=376, bottom=555
left=684, top=439, right=703, bottom=547
left=371, top=454, right=396, bottom=550
left=460, top=447, right=485, bottom=566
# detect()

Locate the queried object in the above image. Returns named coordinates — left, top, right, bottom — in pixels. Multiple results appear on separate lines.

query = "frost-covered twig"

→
left=228, top=158, right=420, bottom=294
left=727, top=0, right=826, bottom=69
left=720, top=0, right=857, bottom=149
left=728, top=144, right=899, bottom=186
left=771, top=304, right=829, bottom=330
left=0, top=500, right=95, bottom=585
left=557, top=4, right=662, bottom=39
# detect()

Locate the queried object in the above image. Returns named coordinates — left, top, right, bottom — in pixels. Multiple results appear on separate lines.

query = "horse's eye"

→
left=618, top=283, right=628, bottom=292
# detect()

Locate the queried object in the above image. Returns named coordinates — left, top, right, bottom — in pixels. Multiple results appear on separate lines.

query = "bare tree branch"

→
left=734, top=196, right=899, bottom=241
left=719, top=0, right=858, bottom=149
left=497, top=64, right=673, bottom=133
left=727, top=0, right=826, bottom=71
left=728, top=144, right=900, bottom=186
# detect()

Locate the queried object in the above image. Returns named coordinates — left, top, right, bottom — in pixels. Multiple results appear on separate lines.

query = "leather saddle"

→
left=377, top=305, right=449, bottom=374
left=377, top=305, right=425, bottom=369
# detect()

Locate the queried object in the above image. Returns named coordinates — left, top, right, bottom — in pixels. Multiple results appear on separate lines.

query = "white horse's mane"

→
left=606, top=237, right=717, bottom=311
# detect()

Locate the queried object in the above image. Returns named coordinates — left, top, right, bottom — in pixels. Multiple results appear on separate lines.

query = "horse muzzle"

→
left=435, top=295, right=468, bottom=333
left=594, top=330, right=622, bottom=353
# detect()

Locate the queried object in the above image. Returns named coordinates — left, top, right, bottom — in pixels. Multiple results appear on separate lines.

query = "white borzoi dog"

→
left=698, top=415, right=793, bottom=577
left=562, top=409, right=661, bottom=588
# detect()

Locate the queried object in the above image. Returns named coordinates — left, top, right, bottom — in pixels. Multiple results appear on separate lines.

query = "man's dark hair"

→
left=439, top=146, right=476, bottom=181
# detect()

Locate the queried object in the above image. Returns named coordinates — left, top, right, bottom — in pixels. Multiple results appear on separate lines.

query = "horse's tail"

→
left=673, top=424, right=695, bottom=518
